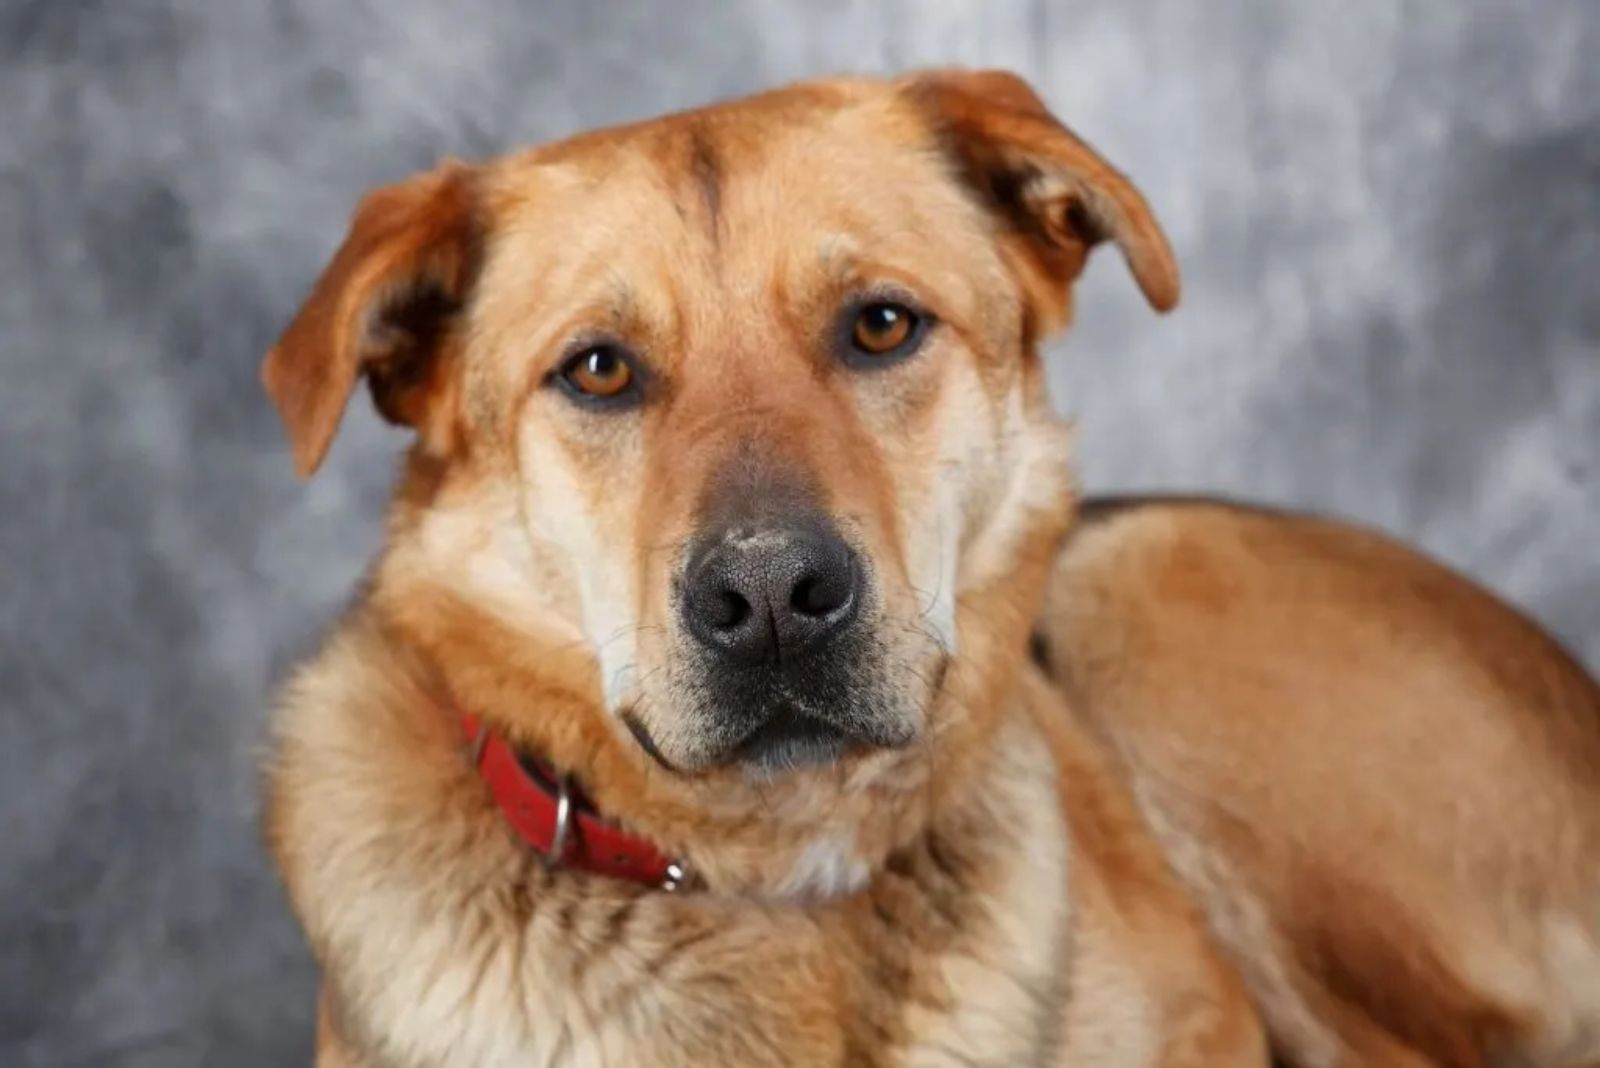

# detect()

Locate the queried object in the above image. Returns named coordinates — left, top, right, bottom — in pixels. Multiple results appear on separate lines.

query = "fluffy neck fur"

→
left=266, top=601, right=1086, bottom=1067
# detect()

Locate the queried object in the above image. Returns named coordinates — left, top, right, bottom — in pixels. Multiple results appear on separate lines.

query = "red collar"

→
left=461, top=712, right=687, bottom=890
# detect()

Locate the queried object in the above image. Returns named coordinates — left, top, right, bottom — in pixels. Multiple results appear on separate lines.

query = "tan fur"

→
left=1037, top=499, right=1600, bottom=1067
left=259, top=68, right=1599, bottom=1068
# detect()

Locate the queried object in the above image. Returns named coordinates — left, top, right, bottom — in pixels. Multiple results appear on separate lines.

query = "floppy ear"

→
left=907, top=69, right=1179, bottom=333
left=261, top=161, right=480, bottom=477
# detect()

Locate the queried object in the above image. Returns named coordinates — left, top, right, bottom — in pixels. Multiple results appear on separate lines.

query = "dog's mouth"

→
left=625, top=694, right=920, bottom=778
left=731, top=706, right=854, bottom=776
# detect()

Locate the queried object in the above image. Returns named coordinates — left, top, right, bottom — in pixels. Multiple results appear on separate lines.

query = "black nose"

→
left=682, top=525, right=861, bottom=664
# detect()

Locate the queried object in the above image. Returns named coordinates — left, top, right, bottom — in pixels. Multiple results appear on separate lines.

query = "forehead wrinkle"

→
left=685, top=124, right=722, bottom=250
left=598, top=272, right=639, bottom=333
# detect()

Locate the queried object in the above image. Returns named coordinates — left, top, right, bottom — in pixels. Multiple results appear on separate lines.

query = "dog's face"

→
left=264, top=72, right=1175, bottom=787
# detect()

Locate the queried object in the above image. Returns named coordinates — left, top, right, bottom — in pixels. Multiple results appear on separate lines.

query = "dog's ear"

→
left=261, top=161, right=480, bottom=477
left=906, top=69, right=1179, bottom=333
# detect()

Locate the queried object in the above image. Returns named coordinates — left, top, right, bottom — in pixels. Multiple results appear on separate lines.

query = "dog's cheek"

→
left=959, top=396, right=1076, bottom=596
left=516, top=428, right=646, bottom=712
left=907, top=361, right=1012, bottom=654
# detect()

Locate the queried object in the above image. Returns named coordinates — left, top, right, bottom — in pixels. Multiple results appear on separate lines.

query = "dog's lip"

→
left=733, top=709, right=852, bottom=774
left=623, top=712, right=679, bottom=773
left=620, top=705, right=873, bottom=777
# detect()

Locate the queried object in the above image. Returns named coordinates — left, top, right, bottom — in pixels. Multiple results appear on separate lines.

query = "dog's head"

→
left=263, top=70, right=1174, bottom=890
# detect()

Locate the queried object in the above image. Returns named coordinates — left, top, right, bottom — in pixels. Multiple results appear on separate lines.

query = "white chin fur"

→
left=773, top=833, right=870, bottom=901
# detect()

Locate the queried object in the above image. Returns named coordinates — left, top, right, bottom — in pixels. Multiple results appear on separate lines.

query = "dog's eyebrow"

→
left=601, top=272, right=639, bottom=322
left=816, top=232, right=859, bottom=271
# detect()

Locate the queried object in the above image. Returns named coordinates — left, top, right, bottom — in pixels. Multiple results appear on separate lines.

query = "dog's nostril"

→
left=790, top=576, right=838, bottom=617
left=709, top=589, right=751, bottom=630
left=790, top=559, right=852, bottom=618
left=791, top=577, right=822, bottom=615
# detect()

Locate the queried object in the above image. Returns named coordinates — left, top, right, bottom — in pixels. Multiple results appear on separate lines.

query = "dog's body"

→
left=259, top=71, right=1600, bottom=1066
left=1038, top=499, right=1600, bottom=1066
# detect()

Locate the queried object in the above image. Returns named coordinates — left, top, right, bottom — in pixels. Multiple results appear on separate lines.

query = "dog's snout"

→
left=683, top=525, right=860, bottom=664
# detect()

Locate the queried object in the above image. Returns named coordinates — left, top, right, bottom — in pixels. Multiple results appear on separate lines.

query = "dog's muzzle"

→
left=672, top=515, right=899, bottom=772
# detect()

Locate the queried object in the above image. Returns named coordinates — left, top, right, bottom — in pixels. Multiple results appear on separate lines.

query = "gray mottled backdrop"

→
left=3, top=1, right=1596, bottom=1064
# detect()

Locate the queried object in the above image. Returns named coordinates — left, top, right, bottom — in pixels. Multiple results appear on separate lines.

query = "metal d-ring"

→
left=467, top=723, right=489, bottom=769
left=660, top=860, right=689, bottom=892
left=541, top=774, right=574, bottom=869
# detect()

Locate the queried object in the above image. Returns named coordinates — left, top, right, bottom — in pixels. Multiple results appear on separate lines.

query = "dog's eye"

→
left=838, top=299, right=931, bottom=369
left=558, top=345, right=638, bottom=403
left=851, top=302, right=917, bottom=356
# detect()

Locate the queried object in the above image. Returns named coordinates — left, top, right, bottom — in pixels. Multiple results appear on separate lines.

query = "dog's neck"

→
left=269, top=608, right=1082, bottom=1066
left=360, top=572, right=1052, bottom=902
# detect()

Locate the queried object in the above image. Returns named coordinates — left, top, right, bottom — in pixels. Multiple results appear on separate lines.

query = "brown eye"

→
left=561, top=345, right=636, bottom=400
left=851, top=302, right=917, bottom=355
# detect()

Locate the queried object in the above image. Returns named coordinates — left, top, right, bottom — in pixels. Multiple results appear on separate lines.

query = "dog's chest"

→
left=858, top=770, right=1077, bottom=1068
left=553, top=737, right=1075, bottom=1067
left=387, top=774, right=1069, bottom=1067
left=284, top=660, right=1079, bottom=1066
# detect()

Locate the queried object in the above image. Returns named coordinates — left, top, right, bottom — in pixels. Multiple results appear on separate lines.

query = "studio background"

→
left=3, top=2, right=1596, bottom=1064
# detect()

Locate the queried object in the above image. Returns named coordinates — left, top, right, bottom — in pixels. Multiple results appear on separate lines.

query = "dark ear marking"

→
left=361, top=282, right=464, bottom=426
left=260, top=160, right=481, bottom=476
left=906, top=68, right=1180, bottom=325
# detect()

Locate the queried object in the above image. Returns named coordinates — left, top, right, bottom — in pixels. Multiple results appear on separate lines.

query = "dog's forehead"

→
left=478, top=84, right=999, bottom=301
left=512, top=75, right=922, bottom=175
left=462, top=78, right=1019, bottom=419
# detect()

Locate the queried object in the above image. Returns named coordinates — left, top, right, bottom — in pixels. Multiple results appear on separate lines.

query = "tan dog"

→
left=259, top=70, right=1599, bottom=1066
left=261, top=68, right=1262, bottom=1066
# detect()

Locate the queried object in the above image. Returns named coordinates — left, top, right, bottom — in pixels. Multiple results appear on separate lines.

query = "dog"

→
left=259, top=70, right=1600, bottom=1066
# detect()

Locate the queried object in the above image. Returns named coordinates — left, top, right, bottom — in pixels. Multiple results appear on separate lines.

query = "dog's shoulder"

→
left=1016, top=668, right=1269, bottom=1067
